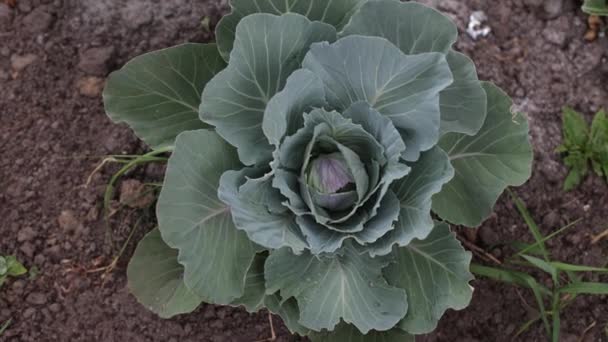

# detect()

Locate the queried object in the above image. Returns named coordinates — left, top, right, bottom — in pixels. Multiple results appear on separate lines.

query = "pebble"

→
left=119, top=179, right=155, bottom=209
left=57, top=210, right=80, bottom=232
left=543, top=0, right=563, bottom=19
left=26, top=292, right=47, bottom=305
left=49, top=303, right=61, bottom=313
left=23, top=307, right=37, bottom=318
left=34, top=254, right=45, bottom=265
left=11, top=280, right=25, bottom=295
left=76, top=76, right=105, bottom=97
left=77, top=46, right=115, bottom=76
left=17, top=226, right=37, bottom=242
left=18, top=0, right=33, bottom=13
left=542, top=25, right=567, bottom=47
left=121, top=1, right=153, bottom=29
left=478, top=225, right=499, bottom=246
left=20, top=242, right=35, bottom=258
left=10, top=53, right=38, bottom=71
left=542, top=211, right=560, bottom=228
left=565, top=233, right=582, bottom=245
left=22, top=7, right=54, bottom=33
left=0, top=3, right=12, bottom=32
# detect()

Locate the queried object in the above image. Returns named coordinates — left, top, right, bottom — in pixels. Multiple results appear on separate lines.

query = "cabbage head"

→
left=103, top=1, right=533, bottom=340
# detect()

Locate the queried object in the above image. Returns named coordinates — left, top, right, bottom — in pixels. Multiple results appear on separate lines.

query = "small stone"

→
left=10, top=53, right=38, bottom=71
left=34, top=254, right=45, bottom=265
left=216, top=307, right=228, bottom=319
left=210, top=319, right=224, bottom=329
left=542, top=0, right=563, bottom=19
left=0, top=3, right=13, bottom=32
left=22, top=7, right=54, bottom=33
left=85, top=206, right=99, bottom=222
left=121, top=1, right=153, bottom=29
left=540, top=158, right=565, bottom=183
left=542, top=211, right=560, bottom=228
left=543, top=17, right=570, bottom=47
left=78, top=46, right=115, bottom=76
left=18, top=0, right=33, bottom=13
left=12, top=280, right=25, bottom=292
left=17, top=226, right=37, bottom=242
left=20, top=242, right=35, bottom=258
left=119, top=179, right=155, bottom=209
left=48, top=303, right=61, bottom=313
left=202, top=305, right=215, bottom=319
left=57, top=210, right=80, bottom=232
left=478, top=225, right=499, bottom=246
left=76, top=76, right=105, bottom=97
left=542, top=26, right=567, bottom=47
left=26, top=292, right=47, bottom=305
left=565, top=233, right=582, bottom=245
left=23, top=307, right=36, bottom=318
left=504, top=324, right=516, bottom=335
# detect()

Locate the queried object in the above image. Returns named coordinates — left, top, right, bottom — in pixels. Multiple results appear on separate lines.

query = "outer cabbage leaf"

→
left=368, top=146, right=454, bottom=256
left=232, top=253, right=312, bottom=336
left=230, top=253, right=268, bottom=312
left=302, top=35, right=452, bottom=161
left=440, top=51, right=487, bottom=135
left=104, top=43, right=225, bottom=149
left=309, top=323, right=414, bottom=342
left=216, top=0, right=367, bottom=61
left=341, top=1, right=487, bottom=136
left=201, top=13, right=337, bottom=166
left=265, top=296, right=312, bottom=336
left=385, top=222, right=473, bottom=334
left=127, top=228, right=202, bottom=318
left=157, top=130, right=263, bottom=304
left=265, top=243, right=408, bottom=333
left=432, top=83, right=533, bottom=227
left=341, top=0, right=457, bottom=54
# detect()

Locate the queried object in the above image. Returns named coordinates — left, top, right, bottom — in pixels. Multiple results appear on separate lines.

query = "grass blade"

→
left=0, top=319, right=11, bottom=336
left=509, top=190, right=550, bottom=261
left=558, top=282, right=608, bottom=295
left=471, top=264, right=551, bottom=296
left=516, top=315, right=541, bottom=337
left=526, top=277, right=552, bottom=336
left=515, top=218, right=582, bottom=257
left=551, top=295, right=561, bottom=342
left=522, top=255, right=559, bottom=282
left=551, top=262, right=608, bottom=273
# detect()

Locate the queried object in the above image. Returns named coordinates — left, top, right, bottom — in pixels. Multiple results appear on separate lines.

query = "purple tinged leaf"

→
left=308, top=153, right=354, bottom=194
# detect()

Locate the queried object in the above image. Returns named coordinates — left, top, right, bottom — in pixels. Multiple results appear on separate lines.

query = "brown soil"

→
left=0, top=0, right=607, bottom=341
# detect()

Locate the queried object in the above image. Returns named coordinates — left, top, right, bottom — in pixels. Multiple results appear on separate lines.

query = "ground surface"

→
left=0, top=0, right=607, bottom=341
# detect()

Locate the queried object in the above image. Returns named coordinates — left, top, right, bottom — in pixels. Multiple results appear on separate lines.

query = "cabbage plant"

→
left=103, top=1, right=533, bottom=340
